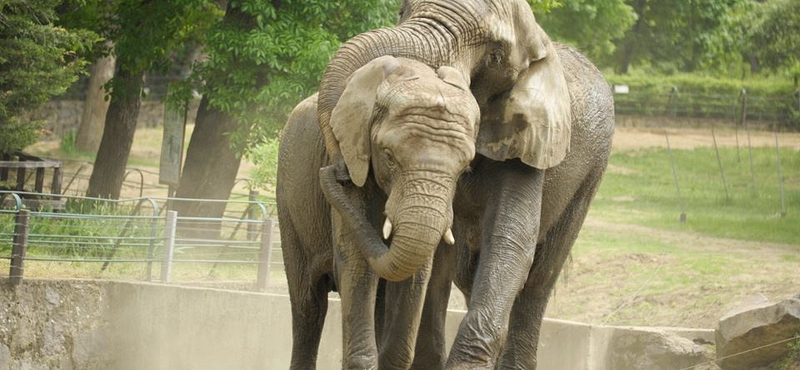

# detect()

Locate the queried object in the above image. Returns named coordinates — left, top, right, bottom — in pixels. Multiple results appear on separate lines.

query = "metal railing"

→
left=1, top=191, right=281, bottom=292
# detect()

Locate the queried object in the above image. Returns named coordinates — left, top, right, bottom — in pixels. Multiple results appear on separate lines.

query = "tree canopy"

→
left=0, top=0, right=97, bottom=154
left=172, top=0, right=399, bottom=155
left=746, top=0, right=800, bottom=80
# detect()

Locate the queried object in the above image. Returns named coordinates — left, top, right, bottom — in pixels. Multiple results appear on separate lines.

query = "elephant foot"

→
left=444, top=362, right=495, bottom=370
left=344, top=355, right=378, bottom=370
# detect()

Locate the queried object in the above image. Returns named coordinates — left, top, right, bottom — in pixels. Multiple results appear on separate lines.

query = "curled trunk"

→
left=320, top=164, right=448, bottom=282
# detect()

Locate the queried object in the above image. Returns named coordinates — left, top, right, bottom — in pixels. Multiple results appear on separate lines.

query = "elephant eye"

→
left=488, top=49, right=504, bottom=66
left=383, top=148, right=397, bottom=168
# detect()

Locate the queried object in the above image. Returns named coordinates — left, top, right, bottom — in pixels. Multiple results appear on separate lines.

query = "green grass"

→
left=593, top=145, right=800, bottom=245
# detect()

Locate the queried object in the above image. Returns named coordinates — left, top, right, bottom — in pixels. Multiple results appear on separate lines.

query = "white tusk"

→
left=383, top=218, right=393, bottom=240
left=443, top=228, right=455, bottom=245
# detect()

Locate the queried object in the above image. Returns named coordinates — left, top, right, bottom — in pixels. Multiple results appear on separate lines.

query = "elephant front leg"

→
left=333, top=209, right=380, bottom=369
left=377, top=253, right=434, bottom=370
left=497, top=176, right=602, bottom=370
left=446, top=166, right=544, bottom=369
left=409, top=242, right=455, bottom=370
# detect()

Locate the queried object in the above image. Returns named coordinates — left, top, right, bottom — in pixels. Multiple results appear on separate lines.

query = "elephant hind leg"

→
left=288, top=271, right=331, bottom=370
left=496, top=175, right=602, bottom=370
left=282, top=223, right=332, bottom=370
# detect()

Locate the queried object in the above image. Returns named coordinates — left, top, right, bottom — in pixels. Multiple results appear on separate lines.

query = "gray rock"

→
left=44, top=287, right=61, bottom=307
left=716, top=295, right=800, bottom=370
left=609, top=327, right=714, bottom=370
left=0, top=344, right=9, bottom=370
left=721, top=293, right=771, bottom=321
left=43, top=320, right=65, bottom=356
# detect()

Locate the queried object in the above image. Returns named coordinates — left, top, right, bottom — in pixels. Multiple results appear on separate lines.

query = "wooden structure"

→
left=0, top=152, right=65, bottom=210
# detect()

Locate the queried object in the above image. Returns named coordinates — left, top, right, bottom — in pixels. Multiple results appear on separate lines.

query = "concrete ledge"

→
left=0, top=279, right=714, bottom=369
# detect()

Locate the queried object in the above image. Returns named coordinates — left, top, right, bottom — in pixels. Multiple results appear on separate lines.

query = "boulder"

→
left=716, top=294, right=800, bottom=370
left=609, top=327, right=714, bottom=370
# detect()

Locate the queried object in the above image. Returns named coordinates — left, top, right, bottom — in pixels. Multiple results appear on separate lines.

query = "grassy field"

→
left=595, top=145, right=799, bottom=244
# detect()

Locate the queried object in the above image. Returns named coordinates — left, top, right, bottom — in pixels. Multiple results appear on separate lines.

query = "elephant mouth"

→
left=319, top=162, right=451, bottom=282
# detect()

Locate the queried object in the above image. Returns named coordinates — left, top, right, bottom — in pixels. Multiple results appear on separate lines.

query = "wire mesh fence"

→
left=0, top=191, right=282, bottom=292
left=614, top=89, right=800, bottom=127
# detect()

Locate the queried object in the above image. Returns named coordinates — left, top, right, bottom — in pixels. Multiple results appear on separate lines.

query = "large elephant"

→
left=277, top=0, right=613, bottom=368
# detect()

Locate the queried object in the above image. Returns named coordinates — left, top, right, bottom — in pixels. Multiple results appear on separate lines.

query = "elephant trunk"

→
left=318, top=22, right=459, bottom=159
left=320, top=165, right=451, bottom=282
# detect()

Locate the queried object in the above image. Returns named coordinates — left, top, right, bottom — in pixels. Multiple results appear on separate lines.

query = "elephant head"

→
left=319, top=0, right=572, bottom=282
left=318, top=0, right=571, bottom=169
left=320, top=56, right=479, bottom=282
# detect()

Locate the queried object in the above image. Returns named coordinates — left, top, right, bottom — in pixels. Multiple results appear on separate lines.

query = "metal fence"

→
left=614, top=88, right=800, bottom=127
left=1, top=191, right=281, bottom=292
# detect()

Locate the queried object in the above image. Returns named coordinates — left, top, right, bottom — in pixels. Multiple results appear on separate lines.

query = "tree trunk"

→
left=76, top=53, right=115, bottom=152
left=617, top=0, right=647, bottom=74
left=172, top=2, right=259, bottom=219
left=748, top=53, right=760, bottom=75
left=86, top=67, right=144, bottom=199
left=173, top=95, right=241, bottom=218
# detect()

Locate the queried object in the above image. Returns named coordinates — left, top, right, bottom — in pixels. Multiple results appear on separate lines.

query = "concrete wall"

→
left=0, top=279, right=714, bottom=370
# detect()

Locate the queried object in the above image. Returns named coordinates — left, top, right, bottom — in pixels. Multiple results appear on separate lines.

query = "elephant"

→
left=278, top=56, right=481, bottom=370
left=277, top=0, right=614, bottom=368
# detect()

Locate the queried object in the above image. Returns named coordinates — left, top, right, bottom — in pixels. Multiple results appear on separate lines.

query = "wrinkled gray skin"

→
left=277, top=43, right=613, bottom=370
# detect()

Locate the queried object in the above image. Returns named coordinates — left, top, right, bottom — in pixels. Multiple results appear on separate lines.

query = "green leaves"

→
left=0, top=0, right=98, bottom=153
left=179, top=0, right=398, bottom=155
left=537, top=0, right=636, bottom=60
left=746, top=0, right=800, bottom=74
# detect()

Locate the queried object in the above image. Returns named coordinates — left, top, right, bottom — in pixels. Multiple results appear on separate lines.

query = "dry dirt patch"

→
left=612, top=127, right=800, bottom=152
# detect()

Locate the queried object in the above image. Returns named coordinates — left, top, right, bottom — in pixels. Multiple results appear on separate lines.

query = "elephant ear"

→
left=477, top=33, right=571, bottom=169
left=331, top=55, right=401, bottom=187
left=436, top=66, right=470, bottom=91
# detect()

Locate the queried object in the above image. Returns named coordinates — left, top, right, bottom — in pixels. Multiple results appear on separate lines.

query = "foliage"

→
left=101, top=0, right=222, bottom=99
left=608, top=0, right=747, bottom=74
left=171, top=0, right=399, bottom=156
left=249, top=137, right=280, bottom=191
left=774, top=334, right=800, bottom=370
left=746, top=0, right=800, bottom=81
left=60, top=131, right=78, bottom=155
left=537, top=0, right=637, bottom=60
left=0, top=0, right=98, bottom=154
left=526, top=0, right=563, bottom=13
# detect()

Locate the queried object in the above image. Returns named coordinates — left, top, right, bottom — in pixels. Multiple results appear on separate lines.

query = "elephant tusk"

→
left=443, top=228, right=455, bottom=245
left=383, top=218, right=393, bottom=240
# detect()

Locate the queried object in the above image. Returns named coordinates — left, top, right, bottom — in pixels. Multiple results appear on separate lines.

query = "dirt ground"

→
left=612, top=127, right=800, bottom=151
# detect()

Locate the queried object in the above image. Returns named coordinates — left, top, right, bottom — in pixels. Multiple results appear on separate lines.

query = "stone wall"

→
left=26, top=99, right=201, bottom=141
left=0, top=278, right=715, bottom=370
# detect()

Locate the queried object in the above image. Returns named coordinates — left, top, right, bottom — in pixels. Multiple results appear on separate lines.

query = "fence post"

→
left=775, top=132, right=787, bottom=218
left=9, top=209, right=31, bottom=287
left=711, top=125, right=730, bottom=203
left=256, top=219, right=275, bottom=293
left=741, top=89, right=756, bottom=194
left=146, top=214, right=158, bottom=281
left=51, top=167, right=62, bottom=200
left=247, top=190, right=259, bottom=240
left=664, top=86, right=686, bottom=223
left=161, top=210, right=177, bottom=283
